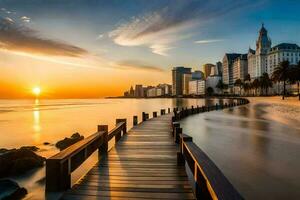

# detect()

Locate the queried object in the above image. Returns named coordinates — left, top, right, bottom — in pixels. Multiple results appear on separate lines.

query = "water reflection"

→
left=33, top=99, right=41, bottom=143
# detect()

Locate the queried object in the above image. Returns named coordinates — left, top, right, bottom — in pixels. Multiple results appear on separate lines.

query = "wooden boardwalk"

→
left=61, top=114, right=196, bottom=200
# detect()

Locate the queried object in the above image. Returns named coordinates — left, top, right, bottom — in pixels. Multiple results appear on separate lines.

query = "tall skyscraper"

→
left=233, top=54, right=248, bottom=82
left=222, top=53, right=241, bottom=87
left=203, top=63, right=215, bottom=78
left=134, top=84, right=144, bottom=98
left=216, top=62, right=222, bottom=76
left=172, top=66, right=191, bottom=96
left=248, top=24, right=272, bottom=78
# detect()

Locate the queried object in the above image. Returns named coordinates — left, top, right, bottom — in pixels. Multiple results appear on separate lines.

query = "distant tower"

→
left=129, top=86, right=134, bottom=97
left=256, top=23, right=271, bottom=55
left=254, top=23, right=272, bottom=77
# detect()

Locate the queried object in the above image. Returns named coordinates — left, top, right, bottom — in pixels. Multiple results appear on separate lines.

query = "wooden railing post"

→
left=168, top=108, right=171, bottom=113
left=177, top=134, right=193, bottom=166
left=160, top=109, right=165, bottom=115
left=142, top=112, right=147, bottom=121
left=153, top=111, right=157, bottom=118
left=46, top=158, right=71, bottom=191
left=174, top=127, right=182, bottom=144
left=98, top=125, right=108, bottom=155
left=172, top=122, right=180, bottom=137
left=116, top=118, right=127, bottom=134
left=133, top=115, right=138, bottom=126
left=145, top=113, right=149, bottom=120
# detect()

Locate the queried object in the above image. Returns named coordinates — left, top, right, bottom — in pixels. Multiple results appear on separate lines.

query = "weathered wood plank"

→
left=61, top=114, right=195, bottom=200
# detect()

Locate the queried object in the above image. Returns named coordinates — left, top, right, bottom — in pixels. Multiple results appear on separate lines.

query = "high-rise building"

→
left=248, top=24, right=272, bottom=79
left=233, top=54, right=248, bottom=82
left=222, top=53, right=241, bottom=87
left=134, top=84, right=144, bottom=98
left=189, top=80, right=205, bottom=95
left=129, top=86, right=134, bottom=97
left=203, top=63, right=215, bottom=78
left=182, top=73, right=192, bottom=95
left=172, top=66, right=191, bottom=96
left=216, top=62, right=222, bottom=76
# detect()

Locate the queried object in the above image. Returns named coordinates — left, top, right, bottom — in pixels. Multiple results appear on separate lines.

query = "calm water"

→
left=0, top=98, right=299, bottom=200
left=0, top=98, right=221, bottom=200
left=181, top=99, right=300, bottom=199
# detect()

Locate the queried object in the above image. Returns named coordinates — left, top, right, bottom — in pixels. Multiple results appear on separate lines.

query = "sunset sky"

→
left=0, top=0, right=300, bottom=98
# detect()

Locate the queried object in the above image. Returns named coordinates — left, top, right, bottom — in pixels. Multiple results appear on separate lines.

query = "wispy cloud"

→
left=0, top=17, right=87, bottom=57
left=20, top=16, right=30, bottom=23
left=111, top=60, right=164, bottom=72
left=195, top=39, right=224, bottom=44
left=109, top=0, right=253, bottom=56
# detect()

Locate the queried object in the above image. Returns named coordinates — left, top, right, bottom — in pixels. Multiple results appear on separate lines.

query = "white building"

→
left=267, top=43, right=300, bottom=74
left=233, top=54, right=248, bottom=82
left=189, top=80, right=205, bottom=95
left=248, top=24, right=300, bottom=79
left=206, top=76, right=222, bottom=94
left=147, top=88, right=156, bottom=97
left=222, top=53, right=241, bottom=87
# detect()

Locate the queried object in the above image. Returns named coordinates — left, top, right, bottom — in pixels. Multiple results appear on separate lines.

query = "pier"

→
left=46, top=98, right=249, bottom=200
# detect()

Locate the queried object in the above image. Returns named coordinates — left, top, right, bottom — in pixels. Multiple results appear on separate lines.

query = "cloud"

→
left=0, top=17, right=87, bottom=57
left=111, top=60, right=164, bottom=72
left=195, top=39, right=224, bottom=44
left=109, top=0, right=253, bottom=56
left=96, top=34, right=104, bottom=40
left=20, top=16, right=30, bottom=23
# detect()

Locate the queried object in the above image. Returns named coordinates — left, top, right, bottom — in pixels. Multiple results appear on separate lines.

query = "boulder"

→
left=55, top=132, right=84, bottom=151
left=19, top=146, right=39, bottom=152
left=0, top=148, right=45, bottom=177
left=0, top=179, right=27, bottom=200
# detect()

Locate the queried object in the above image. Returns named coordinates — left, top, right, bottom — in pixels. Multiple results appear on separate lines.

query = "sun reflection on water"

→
left=33, top=99, right=41, bottom=142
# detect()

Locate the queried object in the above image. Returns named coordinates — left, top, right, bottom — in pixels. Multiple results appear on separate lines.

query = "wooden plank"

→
left=61, top=114, right=195, bottom=200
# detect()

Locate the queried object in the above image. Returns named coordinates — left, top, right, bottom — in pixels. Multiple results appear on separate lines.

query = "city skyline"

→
left=1, top=0, right=300, bottom=98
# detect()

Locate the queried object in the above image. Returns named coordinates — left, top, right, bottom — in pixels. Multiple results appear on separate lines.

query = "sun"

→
left=32, top=87, right=41, bottom=96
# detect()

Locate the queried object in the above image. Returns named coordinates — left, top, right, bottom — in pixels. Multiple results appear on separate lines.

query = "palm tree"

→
left=252, top=79, right=260, bottom=96
left=260, top=73, right=273, bottom=95
left=216, top=80, right=226, bottom=95
left=244, top=74, right=251, bottom=95
left=234, top=79, right=243, bottom=96
left=289, top=62, right=300, bottom=100
left=272, top=60, right=290, bottom=100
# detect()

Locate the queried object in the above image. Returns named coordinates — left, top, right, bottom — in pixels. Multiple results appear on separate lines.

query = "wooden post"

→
left=153, top=111, right=157, bottom=118
left=46, top=158, right=71, bottom=191
left=98, top=125, right=108, bottom=156
left=177, top=134, right=193, bottom=166
left=191, top=106, right=194, bottom=114
left=116, top=118, right=127, bottom=134
left=160, top=109, right=165, bottom=115
left=142, top=112, right=146, bottom=121
left=168, top=108, right=171, bottom=113
left=145, top=113, right=149, bottom=120
left=172, top=122, right=180, bottom=137
left=174, top=127, right=182, bottom=144
left=133, top=115, right=138, bottom=126
left=215, top=103, right=218, bottom=110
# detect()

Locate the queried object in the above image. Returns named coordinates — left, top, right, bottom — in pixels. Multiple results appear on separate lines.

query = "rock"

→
left=0, top=148, right=45, bottom=178
left=55, top=132, right=84, bottom=151
left=43, top=142, right=50, bottom=145
left=0, top=179, right=27, bottom=200
left=19, top=146, right=39, bottom=152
